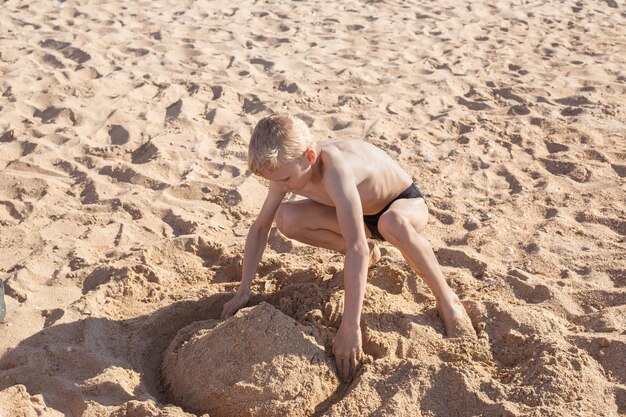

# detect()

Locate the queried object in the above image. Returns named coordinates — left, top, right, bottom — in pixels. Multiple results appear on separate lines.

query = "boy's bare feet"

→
left=436, top=296, right=476, bottom=338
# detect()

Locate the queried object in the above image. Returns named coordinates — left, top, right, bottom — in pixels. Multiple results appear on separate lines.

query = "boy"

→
left=221, top=114, right=475, bottom=382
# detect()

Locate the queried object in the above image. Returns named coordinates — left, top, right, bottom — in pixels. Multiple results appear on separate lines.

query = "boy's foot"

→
left=436, top=297, right=476, bottom=339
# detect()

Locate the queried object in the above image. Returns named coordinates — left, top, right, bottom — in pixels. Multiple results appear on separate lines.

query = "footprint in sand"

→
left=507, top=105, right=530, bottom=115
left=250, top=57, right=274, bottom=71
left=539, top=157, right=591, bottom=183
left=456, top=97, right=491, bottom=111
left=162, top=210, right=197, bottom=236
left=40, top=39, right=91, bottom=64
left=210, top=85, right=223, bottom=100
left=429, top=207, right=455, bottom=225
left=0, top=130, right=15, bottom=142
left=573, top=288, right=626, bottom=311
left=508, top=63, right=529, bottom=75
left=108, top=125, right=129, bottom=145
left=505, top=269, right=553, bottom=304
left=545, top=141, right=569, bottom=153
left=575, top=211, right=626, bottom=236
left=554, top=96, right=591, bottom=117
left=572, top=305, right=626, bottom=332
left=99, top=165, right=168, bottom=190
left=165, top=99, right=182, bottom=123
left=125, top=47, right=150, bottom=57
left=434, top=248, right=487, bottom=278
left=240, top=95, right=268, bottom=115
left=78, top=178, right=99, bottom=204
left=561, top=107, right=584, bottom=116
left=41, top=53, right=65, bottom=69
left=178, top=236, right=226, bottom=268
left=496, top=167, right=523, bottom=194
left=20, top=142, right=37, bottom=157
left=277, top=80, right=299, bottom=93
left=205, top=108, right=218, bottom=124
left=332, top=120, right=352, bottom=131
left=131, top=141, right=158, bottom=164
left=544, top=207, right=558, bottom=219
left=203, top=161, right=241, bottom=179
left=492, top=88, right=525, bottom=103
left=555, top=96, right=592, bottom=107
left=611, top=163, right=626, bottom=178
left=0, top=200, right=32, bottom=223
left=34, top=106, right=76, bottom=125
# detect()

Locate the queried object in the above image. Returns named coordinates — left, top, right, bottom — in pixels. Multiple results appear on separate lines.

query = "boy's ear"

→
left=304, top=147, right=316, bottom=164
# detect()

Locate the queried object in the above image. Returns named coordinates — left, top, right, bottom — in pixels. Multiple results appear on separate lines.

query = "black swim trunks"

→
left=363, top=181, right=425, bottom=241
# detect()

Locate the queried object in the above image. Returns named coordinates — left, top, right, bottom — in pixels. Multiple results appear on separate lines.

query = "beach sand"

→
left=0, top=0, right=624, bottom=415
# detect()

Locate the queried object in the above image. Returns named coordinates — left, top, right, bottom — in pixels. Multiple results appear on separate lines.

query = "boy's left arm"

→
left=323, top=162, right=369, bottom=382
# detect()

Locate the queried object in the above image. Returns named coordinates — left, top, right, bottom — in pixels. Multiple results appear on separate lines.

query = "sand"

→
left=162, top=302, right=339, bottom=416
left=0, top=0, right=624, bottom=415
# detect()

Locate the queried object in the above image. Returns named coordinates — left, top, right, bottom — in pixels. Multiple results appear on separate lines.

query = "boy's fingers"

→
left=334, top=354, right=346, bottom=382
left=350, top=352, right=358, bottom=379
left=342, top=356, right=350, bottom=382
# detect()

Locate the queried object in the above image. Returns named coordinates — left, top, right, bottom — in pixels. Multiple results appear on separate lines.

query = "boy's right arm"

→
left=220, top=182, right=286, bottom=319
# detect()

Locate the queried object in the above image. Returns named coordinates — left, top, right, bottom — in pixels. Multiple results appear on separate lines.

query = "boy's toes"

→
left=445, top=315, right=477, bottom=339
left=436, top=298, right=477, bottom=339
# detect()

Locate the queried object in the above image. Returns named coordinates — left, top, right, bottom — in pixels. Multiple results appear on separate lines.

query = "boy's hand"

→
left=333, top=322, right=362, bottom=383
left=220, top=290, right=250, bottom=319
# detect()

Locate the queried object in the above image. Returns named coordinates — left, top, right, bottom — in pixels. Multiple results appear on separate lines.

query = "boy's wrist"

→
left=339, top=316, right=361, bottom=330
left=237, top=285, right=251, bottom=295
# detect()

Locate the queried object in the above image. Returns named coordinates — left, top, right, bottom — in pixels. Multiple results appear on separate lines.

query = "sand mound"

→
left=0, top=385, right=63, bottom=417
left=161, top=302, right=339, bottom=416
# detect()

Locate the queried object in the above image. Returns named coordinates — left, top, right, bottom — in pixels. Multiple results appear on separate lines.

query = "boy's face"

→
left=261, top=148, right=317, bottom=191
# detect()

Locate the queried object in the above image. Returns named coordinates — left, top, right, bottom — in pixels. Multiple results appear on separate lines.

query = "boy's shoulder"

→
left=319, top=139, right=382, bottom=171
left=320, top=139, right=377, bottom=159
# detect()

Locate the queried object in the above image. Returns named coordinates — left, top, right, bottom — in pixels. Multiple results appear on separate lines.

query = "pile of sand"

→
left=1, top=0, right=624, bottom=415
left=162, top=302, right=339, bottom=416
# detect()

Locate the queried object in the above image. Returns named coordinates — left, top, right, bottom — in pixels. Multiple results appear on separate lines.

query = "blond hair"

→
left=248, top=114, right=312, bottom=175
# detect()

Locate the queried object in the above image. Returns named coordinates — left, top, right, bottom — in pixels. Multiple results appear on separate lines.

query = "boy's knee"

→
left=378, top=210, right=412, bottom=244
left=275, top=204, right=298, bottom=238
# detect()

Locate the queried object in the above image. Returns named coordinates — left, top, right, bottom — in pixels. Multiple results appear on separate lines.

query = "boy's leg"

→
left=376, top=198, right=475, bottom=338
left=275, top=199, right=380, bottom=263
left=275, top=199, right=352, bottom=252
